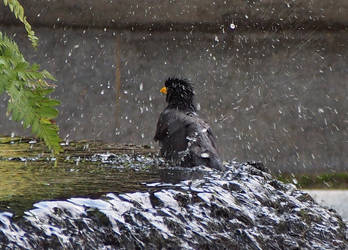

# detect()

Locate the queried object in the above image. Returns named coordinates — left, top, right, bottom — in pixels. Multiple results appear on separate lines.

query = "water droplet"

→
left=201, top=153, right=210, bottom=158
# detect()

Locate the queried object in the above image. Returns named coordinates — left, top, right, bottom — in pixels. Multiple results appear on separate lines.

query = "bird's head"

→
left=160, top=78, right=196, bottom=111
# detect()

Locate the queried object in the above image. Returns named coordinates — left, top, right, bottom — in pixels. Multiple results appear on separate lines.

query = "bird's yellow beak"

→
left=160, top=87, right=167, bottom=94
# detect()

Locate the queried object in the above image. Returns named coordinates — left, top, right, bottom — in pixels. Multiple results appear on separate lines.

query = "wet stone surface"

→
left=0, top=138, right=347, bottom=249
left=0, top=165, right=347, bottom=249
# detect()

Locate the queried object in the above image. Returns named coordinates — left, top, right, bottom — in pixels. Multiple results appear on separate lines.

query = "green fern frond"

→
left=0, top=32, right=62, bottom=154
left=2, top=0, right=39, bottom=47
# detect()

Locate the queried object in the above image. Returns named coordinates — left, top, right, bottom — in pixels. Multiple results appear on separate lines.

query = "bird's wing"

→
left=186, top=118, right=215, bottom=149
left=206, top=127, right=218, bottom=150
left=154, top=111, right=167, bottom=141
left=186, top=118, right=223, bottom=170
left=154, top=109, right=191, bottom=141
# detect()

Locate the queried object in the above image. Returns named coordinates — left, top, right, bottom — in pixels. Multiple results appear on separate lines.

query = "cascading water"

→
left=0, top=154, right=346, bottom=249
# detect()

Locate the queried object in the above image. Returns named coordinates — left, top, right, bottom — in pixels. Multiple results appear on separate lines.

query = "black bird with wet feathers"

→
left=154, top=78, right=224, bottom=170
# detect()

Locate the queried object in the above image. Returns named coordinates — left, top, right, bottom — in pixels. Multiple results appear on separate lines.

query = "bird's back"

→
left=154, top=108, right=223, bottom=170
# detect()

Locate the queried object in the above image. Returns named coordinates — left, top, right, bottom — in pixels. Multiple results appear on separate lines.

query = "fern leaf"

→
left=0, top=32, right=62, bottom=154
left=2, top=0, right=39, bottom=47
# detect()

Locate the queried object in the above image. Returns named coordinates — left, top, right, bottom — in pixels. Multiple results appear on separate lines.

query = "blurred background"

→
left=0, top=0, right=347, bottom=174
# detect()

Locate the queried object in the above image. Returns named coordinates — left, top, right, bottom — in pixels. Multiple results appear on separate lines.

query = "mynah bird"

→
left=154, top=78, right=224, bottom=170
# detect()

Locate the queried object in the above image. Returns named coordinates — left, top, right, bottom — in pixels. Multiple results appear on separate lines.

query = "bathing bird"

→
left=154, top=78, right=224, bottom=170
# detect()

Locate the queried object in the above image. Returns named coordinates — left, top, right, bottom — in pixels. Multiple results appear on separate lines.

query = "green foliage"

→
left=0, top=32, right=62, bottom=154
left=2, top=0, right=38, bottom=47
left=277, top=172, right=348, bottom=189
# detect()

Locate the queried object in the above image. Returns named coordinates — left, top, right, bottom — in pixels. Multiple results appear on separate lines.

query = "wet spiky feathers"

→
left=154, top=78, right=223, bottom=170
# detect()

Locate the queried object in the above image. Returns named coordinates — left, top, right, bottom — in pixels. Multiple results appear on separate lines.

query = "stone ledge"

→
left=0, top=0, right=347, bottom=30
